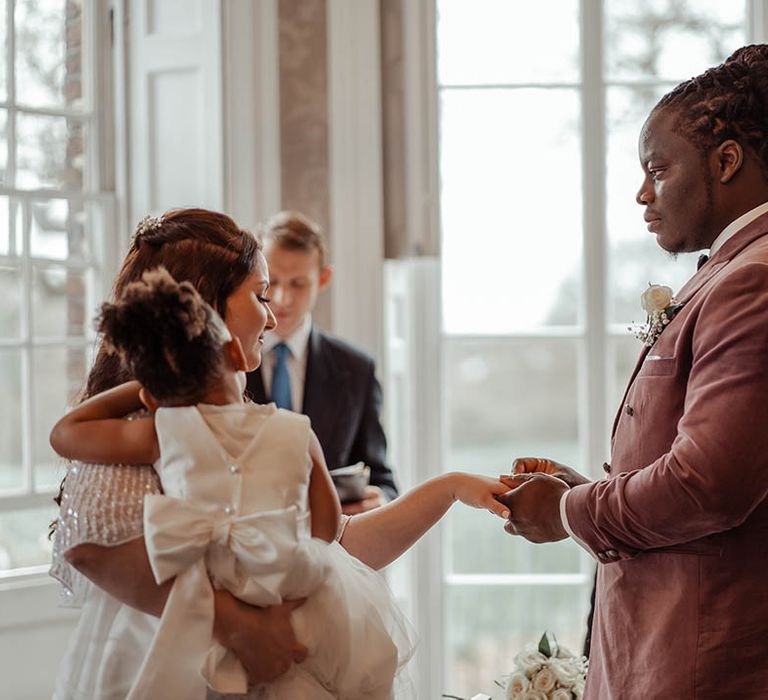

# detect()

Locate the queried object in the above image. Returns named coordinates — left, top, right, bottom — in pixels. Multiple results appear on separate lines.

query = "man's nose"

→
left=636, top=178, right=653, bottom=205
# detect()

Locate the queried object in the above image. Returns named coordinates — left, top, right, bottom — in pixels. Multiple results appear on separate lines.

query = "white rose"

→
left=514, top=647, right=547, bottom=675
left=549, top=658, right=582, bottom=687
left=522, top=691, right=548, bottom=700
left=550, top=689, right=573, bottom=700
left=640, top=284, right=673, bottom=313
left=506, top=672, right=531, bottom=699
left=531, top=667, right=557, bottom=693
left=573, top=681, right=585, bottom=699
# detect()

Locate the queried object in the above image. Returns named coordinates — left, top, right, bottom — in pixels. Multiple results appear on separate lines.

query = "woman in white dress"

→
left=49, top=209, right=511, bottom=699
left=51, top=266, right=417, bottom=699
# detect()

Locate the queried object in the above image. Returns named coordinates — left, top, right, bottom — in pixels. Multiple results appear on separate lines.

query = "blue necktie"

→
left=271, top=343, right=292, bottom=410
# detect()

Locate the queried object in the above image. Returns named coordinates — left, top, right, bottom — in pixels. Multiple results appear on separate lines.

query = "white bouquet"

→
left=503, top=632, right=587, bottom=700
left=444, top=632, right=587, bottom=700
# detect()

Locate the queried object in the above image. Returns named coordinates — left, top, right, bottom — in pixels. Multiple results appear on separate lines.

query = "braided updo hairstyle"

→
left=655, top=44, right=768, bottom=176
left=98, top=267, right=230, bottom=406
left=85, top=208, right=261, bottom=398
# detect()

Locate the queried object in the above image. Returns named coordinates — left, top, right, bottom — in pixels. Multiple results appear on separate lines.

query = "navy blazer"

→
left=245, top=328, right=398, bottom=501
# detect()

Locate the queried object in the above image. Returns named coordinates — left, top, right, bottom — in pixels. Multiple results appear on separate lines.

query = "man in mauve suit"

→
left=246, top=211, right=398, bottom=514
left=498, top=45, right=768, bottom=697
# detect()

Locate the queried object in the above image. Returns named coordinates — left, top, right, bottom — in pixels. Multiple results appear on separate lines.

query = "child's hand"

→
left=449, top=472, right=512, bottom=519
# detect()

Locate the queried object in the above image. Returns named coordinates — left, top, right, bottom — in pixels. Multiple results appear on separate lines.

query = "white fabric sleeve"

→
left=50, top=460, right=162, bottom=607
left=559, top=489, right=596, bottom=560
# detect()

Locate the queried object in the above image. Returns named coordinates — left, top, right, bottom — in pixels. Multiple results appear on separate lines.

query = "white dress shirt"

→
left=560, top=200, right=768, bottom=558
left=260, top=314, right=312, bottom=412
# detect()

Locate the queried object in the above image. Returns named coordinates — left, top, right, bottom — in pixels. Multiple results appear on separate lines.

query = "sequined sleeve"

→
left=49, top=461, right=161, bottom=606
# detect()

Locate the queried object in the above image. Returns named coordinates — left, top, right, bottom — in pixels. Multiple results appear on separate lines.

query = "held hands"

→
left=506, top=457, right=591, bottom=488
left=496, top=457, right=591, bottom=544
left=448, top=472, right=512, bottom=519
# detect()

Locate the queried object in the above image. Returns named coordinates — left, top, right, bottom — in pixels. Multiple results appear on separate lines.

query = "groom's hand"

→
left=497, top=473, right=569, bottom=543
left=506, top=457, right=591, bottom=489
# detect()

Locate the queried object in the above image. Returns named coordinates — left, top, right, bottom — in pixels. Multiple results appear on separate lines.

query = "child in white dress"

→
left=51, top=267, right=414, bottom=699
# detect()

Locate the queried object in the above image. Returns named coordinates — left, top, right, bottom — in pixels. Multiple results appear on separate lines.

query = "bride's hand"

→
left=504, top=457, right=591, bottom=489
left=448, top=472, right=512, bottom=519
left=213, top=590, right=308, bottom=683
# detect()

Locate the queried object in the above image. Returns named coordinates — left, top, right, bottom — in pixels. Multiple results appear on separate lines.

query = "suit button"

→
left=624, top=404, right=634, bottom=416
left=602, top=462, right=611, bottom=474
left=597, top=552, right=607, bottom=561
left=605, top=549, right=619, bottom=560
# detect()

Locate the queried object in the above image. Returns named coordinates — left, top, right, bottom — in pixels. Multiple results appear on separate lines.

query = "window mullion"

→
left=579, top=0, right=608, bottom=484
left=6, top=0, right=15, bottom=187
left=20, top=199, right=33, bottom=493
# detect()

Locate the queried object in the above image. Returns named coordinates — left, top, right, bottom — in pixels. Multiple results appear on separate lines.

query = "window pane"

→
left=440, top=89, right=582, bottom=333
left=0, top=505, right=58, bottom=570
left=0, top=350, right=22, bottom=491
left=32, top=346, right=87, bottom=490
left=437, top=0, right=580, bottom=85
left=606, top=86, right=697, bottom=324
left=15, top=0, right=83, bottom=109
left=16, top=113, right=85, bottom=190
left=604, top=0, right=745, bottom=82
left=0, top=108, right=7, bottom=185
left=0, top=265, right=22, bottom=337
left=30, top=198, right=90, bottom=261
left=445, top=584, right=589, bottom=697
left=32, top=265, right=93, bottom=338
left=444, top=338, right=581, bottom=575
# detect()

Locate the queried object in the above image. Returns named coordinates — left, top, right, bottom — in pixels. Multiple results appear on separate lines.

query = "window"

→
left=436, top=0, right=751, bottom=694
left=0, top=0, right=114, bottom=577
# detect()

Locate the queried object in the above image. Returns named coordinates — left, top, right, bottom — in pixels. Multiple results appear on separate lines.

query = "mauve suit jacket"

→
left=245, top=327, right=398, bottom=501
left=566, top=212, right=768, bottom=699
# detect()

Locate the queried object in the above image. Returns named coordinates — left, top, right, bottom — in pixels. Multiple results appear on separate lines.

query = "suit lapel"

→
left=303, top=329, right=351, bottom=453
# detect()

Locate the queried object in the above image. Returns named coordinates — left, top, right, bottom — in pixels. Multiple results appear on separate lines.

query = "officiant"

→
left=245, top=210, right=398, bottom=514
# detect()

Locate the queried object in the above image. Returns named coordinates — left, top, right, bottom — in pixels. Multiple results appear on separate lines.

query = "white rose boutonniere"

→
left=630, top=283, right=683, bottom=346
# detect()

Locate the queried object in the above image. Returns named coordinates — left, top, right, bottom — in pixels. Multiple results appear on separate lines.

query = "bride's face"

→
left=224, top=252, right=276, bottom=371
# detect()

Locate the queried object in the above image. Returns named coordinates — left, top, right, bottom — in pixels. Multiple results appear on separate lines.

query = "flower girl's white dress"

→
left=51, top=402, right=414, bottom=700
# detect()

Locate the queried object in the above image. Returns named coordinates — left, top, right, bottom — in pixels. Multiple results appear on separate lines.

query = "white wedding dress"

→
left=51, top=402, right=414, bottom=700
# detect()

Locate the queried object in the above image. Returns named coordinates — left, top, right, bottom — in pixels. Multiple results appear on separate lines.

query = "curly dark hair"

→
left=98, top=267, right=229, bottom=406
left=655, top=44, right=768, bottom=176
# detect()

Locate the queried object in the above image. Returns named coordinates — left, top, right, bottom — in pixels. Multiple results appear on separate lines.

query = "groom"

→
left=500, top=46, right=768, bottom=697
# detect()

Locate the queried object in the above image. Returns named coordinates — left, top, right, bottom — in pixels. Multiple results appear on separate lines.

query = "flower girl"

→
left=50, top=266, right=414, bottom=699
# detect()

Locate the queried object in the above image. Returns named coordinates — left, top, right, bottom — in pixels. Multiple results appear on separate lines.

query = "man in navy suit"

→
left=246, top=211, right=398, bottom=513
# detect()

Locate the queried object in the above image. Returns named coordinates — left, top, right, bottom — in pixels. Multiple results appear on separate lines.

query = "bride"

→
left=50, top=207, right=511, bottom=698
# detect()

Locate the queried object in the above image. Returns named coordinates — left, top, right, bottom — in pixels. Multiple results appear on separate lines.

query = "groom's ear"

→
left=715, top=139, right=743, bottom=184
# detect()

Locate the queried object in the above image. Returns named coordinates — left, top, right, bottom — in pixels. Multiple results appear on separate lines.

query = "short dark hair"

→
left=261, top=210, right=329, bottom=268
left=655, top=44, right=768, bottom=177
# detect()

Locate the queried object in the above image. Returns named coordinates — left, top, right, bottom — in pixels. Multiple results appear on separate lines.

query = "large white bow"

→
left=125, top=495, right=314, bottom=699
left=145, top=494, right=309, bottom=605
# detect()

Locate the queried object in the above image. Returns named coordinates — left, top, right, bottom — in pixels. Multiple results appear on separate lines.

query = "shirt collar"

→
left=262, top=314, right=312, bottom=360
left=710, top=200, right=768, bottom=255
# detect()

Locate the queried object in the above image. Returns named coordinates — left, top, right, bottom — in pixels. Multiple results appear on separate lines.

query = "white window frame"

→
left=393, top=1, right=768, bottom=696
left=0, top=0, right=120, bottom=587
